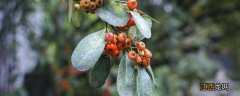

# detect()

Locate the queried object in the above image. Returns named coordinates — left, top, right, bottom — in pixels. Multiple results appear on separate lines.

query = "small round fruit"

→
left=117, top=42, right=125, bottom=50
left=125, top=38, right=132, bottom=48
left=139, top=50, right=144, bottom=56
left=143, top=49, right=152, bottom=58
left=128, top=51, right=137, bottom=60
left=142, top=57, right=150, bottom=67
left=82, top=0, right=91, bottom=9
left=117, top=33, right=127, bottom=43
left=90, top=2, right=96, bottom=10
left=112, top=49, right=121, bottom=57
left=74, top=4, right=81, bottom=10
left=127, top=0, right=137, bottom=10
left=105, top=32, right=114, bottom=42
left=136, top=42, right=146, bottom=51
left=112, top=34, right=118, bottom=44
left=135, top=54, right=142, bottom=64
left=80, top=0, right=85, bottom=8
left=104, top=43, right=117, bottom=55
left=127, top=17, right=135, bottom=27
left=95, top=0, right=103, bottom=6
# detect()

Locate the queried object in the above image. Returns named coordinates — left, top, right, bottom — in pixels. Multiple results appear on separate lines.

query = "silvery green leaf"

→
left=130, top=11, right=151, bottom=38
left=71, top=29, right=106, bottom=71
left=146, top=66, right=157, bottom=88
left=95, top=0, right=130, bottom=26
left=125, top=54, right=135, bottom=86
left=117, top=54, right=135, bottom=96
left=137, top=67, right=153, bottom=96
left=89, top=56, right=112, bottom=88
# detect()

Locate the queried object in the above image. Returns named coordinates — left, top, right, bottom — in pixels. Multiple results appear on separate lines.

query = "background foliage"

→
left=0, top=0, right=240, bottom=96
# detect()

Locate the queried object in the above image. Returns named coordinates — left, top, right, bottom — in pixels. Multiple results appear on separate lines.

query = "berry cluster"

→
left=74, top=0, right=103, bottom=13
left=104, top=32, right=152, bottom=68
left=116, top=0, right=138, bottom=30
left=104, top=32, right=132, bottom=58
left=128, top=42, right=152, bottom=68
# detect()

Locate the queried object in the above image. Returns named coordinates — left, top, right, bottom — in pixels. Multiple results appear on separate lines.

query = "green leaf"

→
left=129, top=26, right=145, bottom=41
left=146, top=66, right=157, bottom=88
left=137, top=67, right=153, bottom=96
left=71, top=29, right=106, bottom=71
left=125, top=54, right=135, bottom=86
left=72, top=9, right=81, bottom=27
left=68, top=0, right=73, bottom=22
left=130, top=11, right=152, bottom=38
left=117, top=54, right=135, bottom=96
left=95, top=0, right=130, bottom=26
left=89, top=56, right=112, bottom=88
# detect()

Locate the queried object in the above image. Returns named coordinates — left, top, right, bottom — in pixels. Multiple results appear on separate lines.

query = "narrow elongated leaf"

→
left=68, top=0, right=73, bottom=22
left=137, top=67, right=153, bottom=96
left=146, top=66, right=157, bottom=88
left=130, top=11, right=151, bottom=38
left=117, top=54, right=135, bottom=96
left=96, top=0, right=129, bottom=26
left=89, top=56, right=112, bottom=88
left=71, top=29, right=106, bottom=71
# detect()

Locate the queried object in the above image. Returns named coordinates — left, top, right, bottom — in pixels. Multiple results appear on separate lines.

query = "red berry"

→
left=128, top=51, right=137, bottom=60
left=126, top=17, right=135, bottom=27
left=117, top=33, right=127, bottom=43
left=117, top=42, right=125, bottom=50
left=82, top=0, right=91, bottom=9
left=142, top=57, right=150, bottom=68
left=80, top=0, right=85, bottom=8
left=143, top=49, right=152, bottom=58
left=136, top=42, right=146, bottom=51
left=111, top=49, right=121, bottom=57
left=104, top=43, right=117, bottom=55
left=112, top=34, right=118, bottom=44
left=105, top=32, right=114, bottom=42
left=125, top=38, right=132, bottom=48
left=127, top=0, right=137, bottom=10
left=95, top=0, right=103, bottom=7
left=135, top=54, right=142, bottom=64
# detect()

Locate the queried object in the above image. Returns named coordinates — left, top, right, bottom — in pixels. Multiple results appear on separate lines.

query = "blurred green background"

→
left=1, top=0, right=240, bottom=96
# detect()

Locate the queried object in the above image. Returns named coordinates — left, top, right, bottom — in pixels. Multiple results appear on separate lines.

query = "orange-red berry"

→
left=142, top=57, right=150, bottom=67
left=117, top=42, right=125, bottom=50
left=104, top=43, right=117, bottom=55
left=82, top=0, right=91, bottom=9
left=95, top=0, right=103, bottom=7
left=112, top=34, right=118, bottom=44
left=127, top=0, right=137, bottom=10
left=135, top=54, right=142, bottom=64
left=111, top=49, right=121, bottom=57
left=136, top=42, right=146, bottom=51
left=128, top=51, right=137, bottom=60
left=143, top=49, right=152, bottom=58
left=126, top=17, right=135, bottom=27
left=105, top=32, right=114, bottom=42
left=117, top=33, right=127, bottom=43
left=125, top=38, right=132, bottom=48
